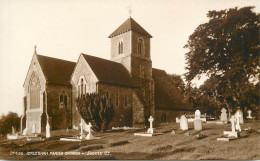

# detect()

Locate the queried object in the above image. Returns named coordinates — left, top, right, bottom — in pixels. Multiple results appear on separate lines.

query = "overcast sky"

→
left=0, top=0, right=259, bottom=116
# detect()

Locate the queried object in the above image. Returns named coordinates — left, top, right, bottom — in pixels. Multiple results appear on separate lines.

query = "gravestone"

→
left=235, top=109, right=244, bottom=123
left=220, top=108, right=227, bottom=122
left=79, top=118, right=84, bottom=140
left=180, top=115, right=188, bottom=130
left=223, top=116, right=238, bottom=138
left=12, top=126, right=15, bottom=135
left=176, top=117, right=179, bottom=123
left=195, top=110, right=201, bottom=120
left=247, top=110, right=252, bottom=119
left=46, top=121, right=50, bottom=138
left=147, top=116, right=154, bottom=134
left=194, top=119, right=202, bottom=131
left=86, top=122, right=93, bottom=140
left=235, top=112, right=241, bottom=132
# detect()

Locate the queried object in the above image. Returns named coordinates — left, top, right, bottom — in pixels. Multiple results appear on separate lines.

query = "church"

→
left=22, top=17, right=192, bottom=134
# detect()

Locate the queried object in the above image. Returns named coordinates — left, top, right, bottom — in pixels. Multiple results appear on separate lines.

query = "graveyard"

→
left=0, top=115, right=259, bottom=160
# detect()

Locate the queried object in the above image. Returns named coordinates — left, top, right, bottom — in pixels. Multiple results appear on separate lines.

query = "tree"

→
left=168, top=74, right=185, bottom=93
left=184, top=6, right=259, bottom=114
left=0, top=112, right=20, bottom=135
left=76, top=92, right=114, bottom=132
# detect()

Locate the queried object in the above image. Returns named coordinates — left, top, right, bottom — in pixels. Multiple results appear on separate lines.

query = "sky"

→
left=0, top=0, right=259, bottom=116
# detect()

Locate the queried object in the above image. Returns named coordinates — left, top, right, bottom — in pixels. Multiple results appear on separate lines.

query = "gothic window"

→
left=59, top=93, right=68, bottom=109
left=29, top=72, right=41, bottom=109
left=116, top=92, right=119, bottom=106
left=81, top=78, right=84, bottom=96
left=138, top=38, right=144, bottom=55
left=64, top=95, right=67, bottom=108
left=140, top=65, right=144, bottom=78
left=118, top=41, right=123, bottom=54
left=124, top=94, right=127, bottom=107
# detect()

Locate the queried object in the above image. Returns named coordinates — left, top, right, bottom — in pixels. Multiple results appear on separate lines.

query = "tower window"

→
left=138, top=38, right=144, bottom=55
left=118, top=41, right=123, bottom=54
left=140, top=65, right=144, bottom=78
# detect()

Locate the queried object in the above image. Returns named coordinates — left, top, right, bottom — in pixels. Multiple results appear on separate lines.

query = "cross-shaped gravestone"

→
left=195, top=110, right=201, bottom=120
left=235, top=112, right=241, bottom=132
left=230, top=116, right=235, bottom=132
left=79, top=118, right=84, bottom=140
left=147, top=116, right=154, bottom=134
left=86, top=122, right=93, bottom=140
left=247, top=110, right=252, bottom=119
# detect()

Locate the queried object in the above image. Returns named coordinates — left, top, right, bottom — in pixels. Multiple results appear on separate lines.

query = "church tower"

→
left=109, top=17, right=155, bottom=125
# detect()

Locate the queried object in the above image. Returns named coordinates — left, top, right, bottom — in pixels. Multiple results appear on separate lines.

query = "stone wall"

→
left=98, top=83, right=135, bottom=129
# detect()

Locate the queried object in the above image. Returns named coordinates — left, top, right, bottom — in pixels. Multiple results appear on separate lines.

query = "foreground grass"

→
left=0, top=120, right=259, bottom=160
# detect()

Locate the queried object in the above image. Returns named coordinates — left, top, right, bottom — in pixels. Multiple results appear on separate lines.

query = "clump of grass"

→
left=108, top=140, right=129, bottom=147
left=78, top=144, right=103, bottom=151
left=152, top=145, right=172, bottom=153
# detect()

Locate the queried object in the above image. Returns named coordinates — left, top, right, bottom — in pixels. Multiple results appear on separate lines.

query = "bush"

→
left=76, top=92, right=114, bottom=132
left=0, top=112, right=20, bottom=135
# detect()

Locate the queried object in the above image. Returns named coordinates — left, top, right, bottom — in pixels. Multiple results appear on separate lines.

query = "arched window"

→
left=118, top=41, right=123, bottom=54
left=138, top=38, right=144, bottom=55
left=59, top=93, right=68, bottom=109
left=81, top=78, right=84, bottom=96
left=29, top=72, right=41, bottom=109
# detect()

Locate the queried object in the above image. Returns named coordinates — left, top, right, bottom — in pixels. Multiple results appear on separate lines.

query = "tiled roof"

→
left=152, top=68, right=188, bottom=109
left=108, top=17, right=152, bottom=38
left=82, top=54, right=137, bottom=88
left=37, top=54, right=76, bottom=86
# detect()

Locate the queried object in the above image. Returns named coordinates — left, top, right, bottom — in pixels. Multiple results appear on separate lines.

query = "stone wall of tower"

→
left=110, top=32, right=132, bottom=72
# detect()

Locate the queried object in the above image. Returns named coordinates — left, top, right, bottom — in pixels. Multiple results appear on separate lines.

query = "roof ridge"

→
left=37, top=54, right=76, bottom=64
left=81, top=53, right=124, bottom=66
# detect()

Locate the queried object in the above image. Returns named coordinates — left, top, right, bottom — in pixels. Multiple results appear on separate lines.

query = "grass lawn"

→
left=0, top=120, right=259, bottom=160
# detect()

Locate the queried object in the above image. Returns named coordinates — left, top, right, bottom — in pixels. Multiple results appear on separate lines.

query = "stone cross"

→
left=127, top=5, right=132, bottom=17
left=86, top=122, right=93, bottom=140
left=235, top=112, right=241, bottom=132
left=195, top=110, right=201, bottom=120
left=79, top=118, right=84, bottom=140
left=247, top=110, right=252, bottom=119
left=147, top=116, right=154, bottom=134
left=230, top=116, right=235, bottom=132
left=46, top=121, right=50, bottom=138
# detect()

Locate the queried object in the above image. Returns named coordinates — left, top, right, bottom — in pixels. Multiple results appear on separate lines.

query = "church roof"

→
left=108, top=17, right=152, bottom=38
left=152, top=68, right=188, bottom=109
left=82, top=54, right=137, bottom=88
left=37, top=54, right=76, bottom=86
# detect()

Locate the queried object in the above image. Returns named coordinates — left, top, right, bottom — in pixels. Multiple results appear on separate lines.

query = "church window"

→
left=29, top=72, right=41, bottom=109
left=162, top=112, right=166, bottom=122
left=59, top=93, right=68, bottom=109
left=64, top=95, right=67, bottom=108
left=140, top=65, right=144, bottom=78
left=60, top=95, right=63, bottom=103
left=78, top=85, right=80, bottom=97
left=81, top=78, right=84, bottom=96
left=124, top=94, right=127, bottom=107
left=138, top=38, right=144, bottom=55
left=116, top=92, right=119, bottom=106
left=118, top=41, right=123, bottom=54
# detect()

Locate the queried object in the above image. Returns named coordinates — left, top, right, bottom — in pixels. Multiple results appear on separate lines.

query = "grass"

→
left=0, top=120, right=259, bottom=160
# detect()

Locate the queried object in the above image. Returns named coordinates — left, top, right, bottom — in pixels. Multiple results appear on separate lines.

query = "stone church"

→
left=23, top=17, right=192, bottom=134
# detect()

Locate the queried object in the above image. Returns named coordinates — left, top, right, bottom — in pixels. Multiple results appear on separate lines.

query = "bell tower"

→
left=108, top=17, right=155, bottom=125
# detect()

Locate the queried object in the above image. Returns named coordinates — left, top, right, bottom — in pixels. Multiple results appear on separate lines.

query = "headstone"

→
left=176, top=117, right=179, bottom=123
left=223, top=116, right=238, bottom=138
left=194, top=119, right=202, bottom=131
left=235, top=112, right=241, bottom=132
left=235, top=109, right=244, bottom=123
left=86, top=122, right=93, bottom=140
left=46, top=121, right=50, bottom=138
left=12, top=126, right=15, bottom=135
left=23, top=128, right=28, bottom=136
left=79, top=118, right=84, bottom=140
left=195, top=110, right=201, bottom=120
left=147, top=116, right=154, bottom=134
left=32, top=125, right=36, bottom=134
left=180, top=115, right=188, bottom=130
left=220, top=108, right=227, bottom=122
left=171, top=130, right=176, bottom=135
left=247, top=110, right=252, bottom=119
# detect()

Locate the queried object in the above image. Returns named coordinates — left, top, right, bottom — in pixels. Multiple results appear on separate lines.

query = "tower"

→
left=109, top=17, right=155, bottom=125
